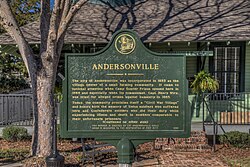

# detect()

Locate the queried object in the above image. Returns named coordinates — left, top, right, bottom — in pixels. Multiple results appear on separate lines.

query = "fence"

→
left=0, top=94, right=62, bottom=126
left=0, top=94, right=33, bottom=126
left=2, top=92, right=249, bottom=126
left=203, top=92, right=250, bottom=125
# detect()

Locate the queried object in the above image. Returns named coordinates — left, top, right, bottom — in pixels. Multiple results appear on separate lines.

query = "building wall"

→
left=245, top=44, right=250, bottom=92
left=85, top=42, right=249, bottom=123
left=148, top=42, right=197, bottom=79
left=140, top=42, right=204, bottom=122
left=148, top=42, right=250, bottom=92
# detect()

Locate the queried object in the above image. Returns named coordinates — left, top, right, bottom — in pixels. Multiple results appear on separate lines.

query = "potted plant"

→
left=191, top=70, right=219, bottom=117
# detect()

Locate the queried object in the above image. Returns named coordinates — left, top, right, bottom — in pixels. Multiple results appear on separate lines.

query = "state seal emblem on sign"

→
left=115, top=34, right=136, bottom=54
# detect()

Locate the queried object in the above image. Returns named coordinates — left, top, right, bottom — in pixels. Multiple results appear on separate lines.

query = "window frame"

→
left=209, top=42, right=245, bottom=93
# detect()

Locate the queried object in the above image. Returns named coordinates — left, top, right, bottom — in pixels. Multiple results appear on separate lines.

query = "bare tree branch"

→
left=0, top=0, right=35, bottom=74
left=40, top=0, right=51, bottom=53
left=57, top=0, right=89, bottom=40
left=45, top=0, right=62, bottom=61
left=61, top=0, right=71, bottom=21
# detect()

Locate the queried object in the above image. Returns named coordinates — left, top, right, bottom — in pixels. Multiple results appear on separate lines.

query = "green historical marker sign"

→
left=61, top=30, right=191, bottom=163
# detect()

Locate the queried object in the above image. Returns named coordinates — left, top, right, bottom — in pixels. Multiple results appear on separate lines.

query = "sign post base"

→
left=117, top=138, right=135, bottom=165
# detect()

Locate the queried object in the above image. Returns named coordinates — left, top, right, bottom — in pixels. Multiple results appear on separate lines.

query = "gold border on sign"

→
left=115, top=34, right=136, bottom=55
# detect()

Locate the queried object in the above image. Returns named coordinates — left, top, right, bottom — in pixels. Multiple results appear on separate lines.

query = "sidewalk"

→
left=159, top=151, right=228, bottom=167
left=84, top=151, right=229, bottom=167
left=0, top=152, right=229, bottom=167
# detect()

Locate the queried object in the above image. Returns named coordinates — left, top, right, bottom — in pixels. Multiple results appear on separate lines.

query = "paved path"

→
left=159, top=152, right=228, bottom=167
left=84, top=151, right=228, bottom=167
left=0, top=152, right=229, bottom=167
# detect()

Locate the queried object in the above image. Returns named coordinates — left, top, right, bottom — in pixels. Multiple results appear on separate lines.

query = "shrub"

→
left=191, top=70, right=219, bottom=94
left=2, top=126, right=29, bottom=141
left=219, top=131, right=250, bottom=148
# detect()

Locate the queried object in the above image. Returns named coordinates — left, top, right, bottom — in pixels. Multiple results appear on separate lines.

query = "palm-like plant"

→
left=191, top=70, right=219, bottom=117
left=191, top=70, right=219, bottom=94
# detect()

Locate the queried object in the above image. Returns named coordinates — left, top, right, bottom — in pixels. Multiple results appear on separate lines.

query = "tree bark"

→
left=32, top=50, right=58, bottom=156
left=0, top=0, right=89, bottom=157
left=36, top=74, right=54, bottom=156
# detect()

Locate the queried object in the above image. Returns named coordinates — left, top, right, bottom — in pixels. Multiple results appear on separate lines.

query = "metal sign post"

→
left=46, top=111, right=64, bottom=167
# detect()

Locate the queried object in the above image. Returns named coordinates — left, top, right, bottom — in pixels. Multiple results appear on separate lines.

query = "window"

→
left=212, top=47, right=241, bottom=93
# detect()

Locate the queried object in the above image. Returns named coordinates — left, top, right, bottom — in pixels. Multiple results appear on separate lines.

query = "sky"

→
left=50, top=0, right=54, bottom=7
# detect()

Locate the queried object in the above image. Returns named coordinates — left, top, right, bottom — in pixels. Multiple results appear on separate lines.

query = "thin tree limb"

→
left=40, top=0, right=51, bottom=53
left=61, top=0, right=71, bottom=23
left=45, top=0, right=62, bottom=61
left=57, top=0, right=89, bottom=39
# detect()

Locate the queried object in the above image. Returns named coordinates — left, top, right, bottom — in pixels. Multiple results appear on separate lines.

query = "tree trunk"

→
left=38, top=78, right=54, bottom=156
left=31, top=74, right=39, bottom=156
left=1, top=0, right=88, bottom=158
left=31, top=57, right=57, bottom=156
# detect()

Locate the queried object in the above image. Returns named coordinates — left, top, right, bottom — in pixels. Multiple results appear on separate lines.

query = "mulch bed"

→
left=0, top=139, right=249, bottom=167
left=215, top=145, right=250, bottom=166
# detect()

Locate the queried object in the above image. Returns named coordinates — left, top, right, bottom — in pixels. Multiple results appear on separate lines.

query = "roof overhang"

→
left=0, top=0, right=249, bottom=45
